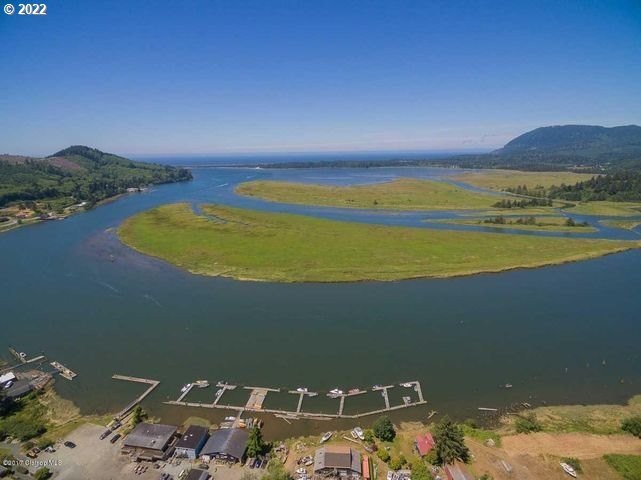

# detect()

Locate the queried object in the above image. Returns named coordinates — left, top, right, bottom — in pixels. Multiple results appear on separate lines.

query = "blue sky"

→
left=1, top=0, right=640, bottom=156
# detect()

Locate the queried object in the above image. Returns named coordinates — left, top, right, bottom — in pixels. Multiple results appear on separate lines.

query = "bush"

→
left=363, top=429, right=375, bottom=443
left=622, top=416, right=641, bottom=438
left=37, top=437, right=54, bottom=449
left=34, top=467, right=52, bottom=480
left=410, top=460, right=433, bottom=480
left=515, top=414, right=542, bottom=434
left=423, top=449, right=438, bottom=465
left=377, top=449, right=391, bottom=463
left=373, top=416, right=396, bottom=442
left=389, top=456, right=406, bottom=471
left=562, top=457, right=582, bottom=473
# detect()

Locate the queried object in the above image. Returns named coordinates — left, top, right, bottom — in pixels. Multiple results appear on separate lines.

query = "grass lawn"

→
left=118, top=203, right=638, bottom=283
left=454, top=169, right=594, bottom=191
left=604, top=454, right=641, bottom=480
left=236, top=178, right=503, bottom=210
left=501, top=395, right=641, bottom=435
left=564, top=201, right=641, bottom=217
left=433, top=216, right=596, bottom=233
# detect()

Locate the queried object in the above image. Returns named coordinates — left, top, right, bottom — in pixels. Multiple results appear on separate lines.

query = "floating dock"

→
left=165, top=380, right=427, bottom=420
left=112, top=374, right=160, bottom=421
left=50, top=361, right=77, bottom=380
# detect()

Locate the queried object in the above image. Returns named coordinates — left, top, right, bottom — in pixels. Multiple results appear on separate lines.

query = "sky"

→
left=1, top=0, right=640, bottom=156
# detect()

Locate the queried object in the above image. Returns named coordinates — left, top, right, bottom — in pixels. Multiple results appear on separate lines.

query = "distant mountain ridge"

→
left=497, top=124, right=641, bottom=156
left=257, top=124, right=641, bottom=171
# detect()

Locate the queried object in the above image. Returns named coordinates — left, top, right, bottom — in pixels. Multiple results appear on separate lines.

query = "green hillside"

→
left=0, top=146, right=192, bottom=208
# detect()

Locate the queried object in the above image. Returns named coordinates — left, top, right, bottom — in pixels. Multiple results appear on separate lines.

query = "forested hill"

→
left=257, top=125, right=641, bottom=172
left=0, top=145, right=192, bottom=208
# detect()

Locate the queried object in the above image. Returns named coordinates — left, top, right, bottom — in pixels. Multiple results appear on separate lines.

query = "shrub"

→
left=410, top=460, right=433, bottom=480
left=377, top=449, right=391, bottom=463
left=515, top=414, right=542, bottom=434
left=622, top=416, right=641, bottom=438
left=373, top=416, right=396, bottom=442
left=389, top=456, right=406, bottom=471
left=562, top=457, right=582, bottom=473
left=34, top=467, right=52, bottom=480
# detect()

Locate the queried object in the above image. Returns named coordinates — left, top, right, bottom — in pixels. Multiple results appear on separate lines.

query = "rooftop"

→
left=201, top=428, right=249, bottom=460
left=314, top=445, right=362, bottom=474
left=176, top=425, right=209, bottom=450
left=185, top=469, right=210, bottom=480
left=123, top=423, right=177, bottom=451
left=415, top=432, right=435, bottom=456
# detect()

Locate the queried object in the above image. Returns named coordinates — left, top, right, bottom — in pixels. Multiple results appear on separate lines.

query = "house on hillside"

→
left=313, top=445, right=362, bottom=477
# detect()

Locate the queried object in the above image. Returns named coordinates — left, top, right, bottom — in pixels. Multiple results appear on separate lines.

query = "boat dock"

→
left=112, top=374, right=160, bottom=421
left=244, top=386, right=279, bottom=410
left=287, top=389, right=319, bottom=414
left=214, top=382, right=236, bottom=405
left=50, top=361, right=77, bottom=380
left=177, top=383, right=195, bottom=402
left=165, top=380, right=427, bottom=420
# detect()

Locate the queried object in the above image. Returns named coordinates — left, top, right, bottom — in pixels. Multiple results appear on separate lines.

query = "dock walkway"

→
left=112, top=374, right=160, bottom=421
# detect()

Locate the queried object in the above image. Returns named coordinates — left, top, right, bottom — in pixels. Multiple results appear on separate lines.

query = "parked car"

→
left=99, top=429, right=112, bottom=440
left=64, top=441, right=76, bottom=448
left=110, top=433, right=121, bottom=444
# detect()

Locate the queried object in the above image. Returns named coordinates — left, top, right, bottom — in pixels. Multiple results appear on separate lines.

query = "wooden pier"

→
left=50, top=361, right=77, bottom=380
left=165, top=380, right=427, bottom=420
left=112, top=374, right=160, bottom=421
left=214, top=382, right=236, bottom=405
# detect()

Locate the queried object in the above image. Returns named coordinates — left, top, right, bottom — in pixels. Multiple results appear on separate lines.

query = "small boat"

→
left=329, top=388, right=343, bottom=395
left=225, top=416, right=236, bottom=421
left=180, top=383, right=192, bottom=393
left=348, top=388, right=360, bottom=394
left=560, top=462, right=577, bottom=478
left=320, top=432, right=333, bottom=443
left=500, top=383, right=513, bottom=389
left=215, top=389, right=224, bottom=397
left=195, top=380, right=209, bottom=388
left=296, top=468, right=307, bottom=475
left=372, top=384, right=382, bottom=389
left=427, top=410, right=437, bottom=420
left=304, top=459, right=313, bottom=467
left=400, top=382, right=413, bottom=388
left=296, top=387, right=308, bottom=393
left=402, top=396, right=412, bottom=405
left=353, top=427, right=364, bottom=440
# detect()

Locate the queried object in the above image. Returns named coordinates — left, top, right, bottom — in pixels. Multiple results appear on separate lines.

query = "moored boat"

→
left=320, top=431, right=333, bottom=443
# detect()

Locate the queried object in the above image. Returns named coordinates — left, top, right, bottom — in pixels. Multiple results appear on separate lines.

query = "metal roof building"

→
left=123, top=423, right=178, bottom=461
left=313, top=445, right=362, bottom=476
left=185, top=469, right=210, bottom=480
left=200, top=428, right=249, bottom=463
left=175, top=425, right=210, bottom=459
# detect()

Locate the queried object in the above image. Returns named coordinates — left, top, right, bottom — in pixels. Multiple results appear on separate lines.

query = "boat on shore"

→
left=560, top=462, right=577, bottom=478
left=351, top=427, right=364, bottom=440
left=320, top=432, right=333, bottom=443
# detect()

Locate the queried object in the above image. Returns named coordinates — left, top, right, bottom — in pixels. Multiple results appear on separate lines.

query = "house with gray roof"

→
left=314, top=445, right=362, bottom=477
left=122, top=423, right=178, bottom=461
left=200, top=428, right=249, bottom=463
left=175, top=425, right=209, bottom=459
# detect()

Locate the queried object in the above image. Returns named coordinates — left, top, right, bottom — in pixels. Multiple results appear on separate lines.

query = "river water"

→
left=1, top=164, right=640, bottom=439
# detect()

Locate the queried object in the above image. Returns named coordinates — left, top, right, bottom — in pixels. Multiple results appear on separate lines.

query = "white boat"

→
left=400, top=382, right=413, bottom=387
left=329, top=388, right=343, bottom=395
left=560, top=462, right=577, bottom=478
left=296, top=387, right=308, bottom=393
left=225, top=416, right=236, bottom=421
left=296, top=468, right=307, bottom=475
left=215, top=389, right=224, bottom=397
left=353, top=427, right=365, bottom=440
left=180, top=383, right=191, bottom=393
left=195, top=380, right=209, bottom=388
left=372, top=384, right=382, bottom=389
left=320, top=432, right=333, bottom=443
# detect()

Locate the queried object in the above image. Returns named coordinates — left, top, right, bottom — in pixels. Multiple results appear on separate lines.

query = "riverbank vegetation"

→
left=236, top=178, right=503, bottom=210
left=601, top=219, right=641, bottom=231
left=119, top=203, right=638, bottom=282
left=604, top=454, right=641, bottom=479
left=435, top=216, right=595, bottom=233
left=454, top=169, right=594, bottom=192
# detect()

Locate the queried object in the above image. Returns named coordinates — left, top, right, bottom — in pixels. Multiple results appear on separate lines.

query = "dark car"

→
left=110, top=433, right=121, bottom=444
left=99, top=429, right=112, bottom=440
left=64, top=441, right=76, bottom=448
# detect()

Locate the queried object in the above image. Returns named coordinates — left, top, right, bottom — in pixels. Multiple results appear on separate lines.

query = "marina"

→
left=50, top=361, right=78, bottom=381
left=111, top=374, right=161, bottom=422
left=165, top=380, right=427, bottom=420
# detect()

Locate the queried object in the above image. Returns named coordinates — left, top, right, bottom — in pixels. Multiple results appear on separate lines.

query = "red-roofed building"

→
left=362, top=455, right=371, bottom=480
left=444, top=463, right=473, bottom=480
left=415, top=433, right=435, bottom=457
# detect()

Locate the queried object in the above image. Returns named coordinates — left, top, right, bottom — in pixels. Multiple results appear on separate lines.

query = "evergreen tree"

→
left=373, top=416, right=396, bottom=441
left=433, top=417, right=469, bottom=465
left=246, top=426, right=266, bottom=458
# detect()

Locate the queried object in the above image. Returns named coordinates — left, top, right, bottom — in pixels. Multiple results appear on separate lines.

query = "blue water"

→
left=1, top=164, right=640, bottom=438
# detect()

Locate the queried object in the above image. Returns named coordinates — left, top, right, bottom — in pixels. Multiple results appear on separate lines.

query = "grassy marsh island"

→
left=564, top=201, right=641, bottom=217
left=601, top=219, right=641, bottom=231
left=236, top=178, right=504, bottom=210
left=118, top=203, right=639, bottom=282
left=454, top=169, right=595, bottom=191
left=434, top=216, right=596, bottom=233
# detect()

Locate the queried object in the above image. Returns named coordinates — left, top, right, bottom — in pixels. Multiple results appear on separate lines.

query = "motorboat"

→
left=225, top=416, right=236, bottom=421
left=195, top=380, right=209, bottom=388
left=353, top=427, right=364, bottom=440
left=320, top=432, right=333, bottom=443
left=296, top=387, right=308, bottom=393
left=560, top=462, right=577, bottom=478
left=180, top=383, right=191, bottom=393
left=296, top=468, right=307, bottom=475
left=400, top=382, right=413, bottom=387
